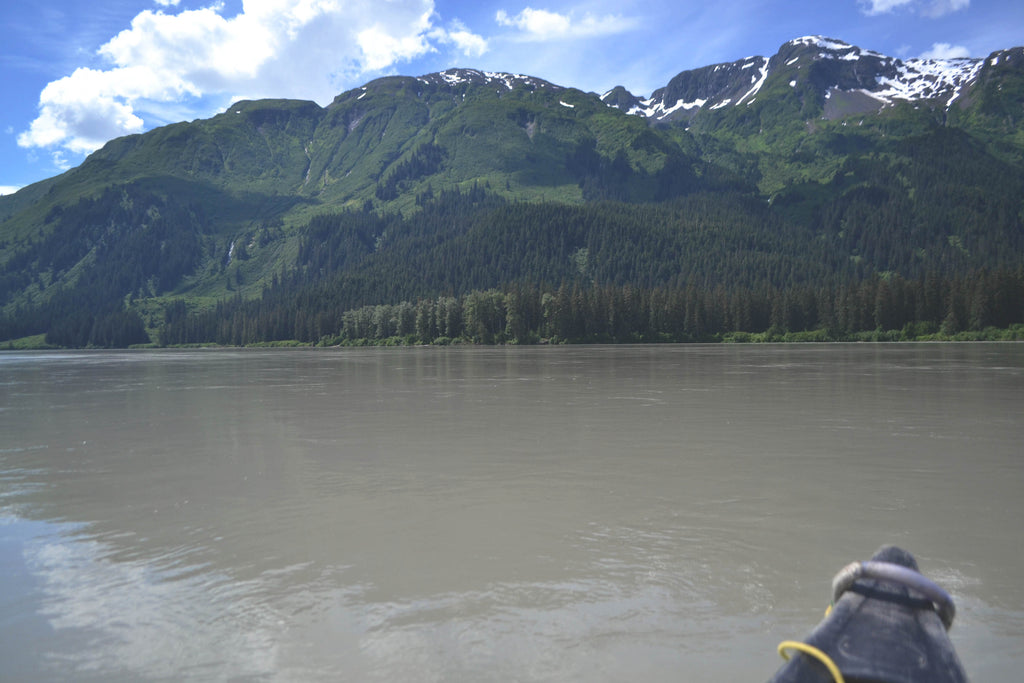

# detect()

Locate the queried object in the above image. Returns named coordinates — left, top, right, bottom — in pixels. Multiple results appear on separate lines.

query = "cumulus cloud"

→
left=432, top=20, right=489, bottom=58
left=495, top=7, right=637, bottom=41
left=920, top=42, right=971, bottom=59
left=18, top=68, right=148, bottom=154
left=0, top=186, right=23, bottom=196
left=18, top=0, right=484, bottom=157
left=860, top=0, right=969, bottom=17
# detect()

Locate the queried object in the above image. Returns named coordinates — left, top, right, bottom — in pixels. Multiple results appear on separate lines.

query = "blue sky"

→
left=2, top=0, right=1021, bottom=194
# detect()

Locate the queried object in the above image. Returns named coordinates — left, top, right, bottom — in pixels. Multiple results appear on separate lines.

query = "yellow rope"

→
left=778, top=640, right=845, bottom=683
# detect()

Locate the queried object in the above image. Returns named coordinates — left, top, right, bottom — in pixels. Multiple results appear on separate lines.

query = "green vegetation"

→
left=2, top=334, right=53, bottom=350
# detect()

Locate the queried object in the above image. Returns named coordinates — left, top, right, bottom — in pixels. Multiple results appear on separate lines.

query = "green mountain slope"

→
left=1, top=41, right=1023, bottom=347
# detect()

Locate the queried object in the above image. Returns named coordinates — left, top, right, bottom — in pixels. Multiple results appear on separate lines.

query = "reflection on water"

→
left=1, top=344, right=1023, bottom=681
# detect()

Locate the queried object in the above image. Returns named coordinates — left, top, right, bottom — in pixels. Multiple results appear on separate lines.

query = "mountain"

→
left=604, top=36, right=994, bottom=122
left=2, top=37, right=1023, bottom=346
left=604, top=36, right=1024, bottom=194
left=67, top=67, right=699, bottom=211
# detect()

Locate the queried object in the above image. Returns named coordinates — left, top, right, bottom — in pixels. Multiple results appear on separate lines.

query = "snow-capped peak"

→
left=606, top=36, right=992, bottom=123
left=786, top=35, right=887, bottom=61
left=789, top=35, right=854, bottom=52
left=417, top=69, right=561, bottom=92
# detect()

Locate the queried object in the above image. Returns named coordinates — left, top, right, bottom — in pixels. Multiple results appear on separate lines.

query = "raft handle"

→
left=831, top=560, right=956, bottom=630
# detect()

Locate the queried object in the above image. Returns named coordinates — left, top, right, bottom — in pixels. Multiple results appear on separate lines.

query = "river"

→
left=1, top=344, right=1022, bottom=681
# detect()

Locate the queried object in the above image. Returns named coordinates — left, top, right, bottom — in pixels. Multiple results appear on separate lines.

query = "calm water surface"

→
left=1, top=344, right=1022, bottom=681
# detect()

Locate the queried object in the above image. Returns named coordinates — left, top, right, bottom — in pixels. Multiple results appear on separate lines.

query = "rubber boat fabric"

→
left=768, top=545, right=968, bottom=683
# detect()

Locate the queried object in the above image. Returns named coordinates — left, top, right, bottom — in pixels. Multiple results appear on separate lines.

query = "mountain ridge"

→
left=601, top=36, right=1019, bottom=123
left=3, top=35, right=1021, bottom=208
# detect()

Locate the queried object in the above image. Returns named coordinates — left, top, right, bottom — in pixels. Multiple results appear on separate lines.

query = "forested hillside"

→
left=159, top=190, right=1024, bottom=347
left=156, top=183, right=1024, bottom=346
left=2, top=39, right=1023, bottom=347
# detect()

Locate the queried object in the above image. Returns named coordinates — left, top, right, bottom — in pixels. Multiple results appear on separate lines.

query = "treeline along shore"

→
left=158, top=270, right=1024, bottom=347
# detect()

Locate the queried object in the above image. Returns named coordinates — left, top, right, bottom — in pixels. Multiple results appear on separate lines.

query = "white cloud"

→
left=0, top=186, right=23, bottom=196
left=18, top=68, right=147, bottom=154
left=448, top=29, right=489, bottom=58
left=51, top=150, right=72, bottom=171
left=860, top=0, right=969, bottom=17
left=860, top=0, right=914, bottom=14
left=430, top=20, right=489, bottom=58
left=356, top=23, right=432, bottom=72
left=920, top=0, right=970, bottom=17
left=497, top=8, right=570, bottom=39
left=920, top=42, right=971, bottom=59
left=495, top=6, right=637, bottom=41
left=18, top=0, right=484, bottom=158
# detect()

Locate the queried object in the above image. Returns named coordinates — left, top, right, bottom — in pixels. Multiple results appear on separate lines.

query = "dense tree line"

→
left=44, top=309, right=150, bottom=348
left=159, top=269, right=1024, bottom=346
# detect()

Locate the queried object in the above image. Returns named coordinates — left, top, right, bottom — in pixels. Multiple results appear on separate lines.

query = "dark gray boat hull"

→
left=768, top=546, right=968, bottom=683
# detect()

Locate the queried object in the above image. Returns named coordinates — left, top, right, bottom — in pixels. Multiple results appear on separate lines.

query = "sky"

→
left=1, top=0, right=1022, bottom=194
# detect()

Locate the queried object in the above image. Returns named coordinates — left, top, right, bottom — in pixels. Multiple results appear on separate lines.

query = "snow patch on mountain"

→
left=418, top=69, right=561, bottom=92
left=787, top=36, right=982, bottom=109
left=627, top=97, right=706, bottom=119
left=873, top=58, right=984, bottom=106
left=737, top=57, right=770, bottom=105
